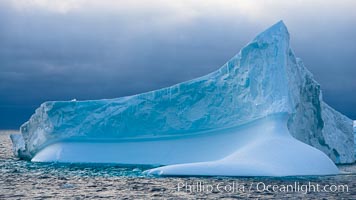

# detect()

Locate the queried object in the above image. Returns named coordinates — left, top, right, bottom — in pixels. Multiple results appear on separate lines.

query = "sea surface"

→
left=1, top=130, right=355, bottom=199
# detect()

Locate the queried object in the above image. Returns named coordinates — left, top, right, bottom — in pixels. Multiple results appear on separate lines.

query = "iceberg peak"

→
left=253, top=20, right=289, bottom=45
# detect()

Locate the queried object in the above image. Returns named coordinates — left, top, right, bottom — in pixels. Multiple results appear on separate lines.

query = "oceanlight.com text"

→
left=177, top=181, right=349, bottom=194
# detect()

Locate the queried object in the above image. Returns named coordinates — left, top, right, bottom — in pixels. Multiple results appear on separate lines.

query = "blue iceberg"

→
left=11, top=21, right=354, bottom=176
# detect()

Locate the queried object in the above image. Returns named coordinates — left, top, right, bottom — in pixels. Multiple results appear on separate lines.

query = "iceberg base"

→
left=32, top=113, right=338, bottom=176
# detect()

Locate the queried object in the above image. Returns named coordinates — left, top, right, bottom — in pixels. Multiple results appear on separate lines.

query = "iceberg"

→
left=11, top=21, right=354, bottom=176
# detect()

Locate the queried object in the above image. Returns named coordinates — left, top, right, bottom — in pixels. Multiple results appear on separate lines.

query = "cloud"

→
left=0, top=0, right=355, bottom=129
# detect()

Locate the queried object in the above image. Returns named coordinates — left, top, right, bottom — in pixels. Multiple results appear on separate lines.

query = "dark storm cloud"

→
left=0, top=1, right=355, bottom=129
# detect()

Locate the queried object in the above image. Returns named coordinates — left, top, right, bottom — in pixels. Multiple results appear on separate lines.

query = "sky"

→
left=0, top=0, right=355, bottom=129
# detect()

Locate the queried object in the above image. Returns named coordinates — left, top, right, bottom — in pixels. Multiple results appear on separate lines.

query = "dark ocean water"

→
left=1, top=131, right=355, bottom=199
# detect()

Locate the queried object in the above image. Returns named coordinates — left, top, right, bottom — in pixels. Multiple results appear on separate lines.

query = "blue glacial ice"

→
left=11, top=21, right=354, bottom=176
left=354, top=120, right=356, bottom=159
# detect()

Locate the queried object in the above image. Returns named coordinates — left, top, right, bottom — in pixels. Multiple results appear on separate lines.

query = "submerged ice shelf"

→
left=11, top=21, right=354, bottom=176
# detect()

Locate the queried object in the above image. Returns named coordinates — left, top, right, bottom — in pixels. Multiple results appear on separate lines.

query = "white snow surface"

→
left=145, top=114, right=338, bottom=176
left=11, top=21, right=354, bottom=176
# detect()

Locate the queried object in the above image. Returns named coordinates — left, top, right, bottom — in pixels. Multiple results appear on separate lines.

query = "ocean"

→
left=1, top=130, right=355, bottom=199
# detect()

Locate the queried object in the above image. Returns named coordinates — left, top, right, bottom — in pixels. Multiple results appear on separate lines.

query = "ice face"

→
left=11, top=21, right=354, bottom=164
left=354, top=121, right=356, bottom=159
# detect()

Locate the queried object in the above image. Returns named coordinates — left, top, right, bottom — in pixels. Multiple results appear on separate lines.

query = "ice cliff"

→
left=11, top=21, right=354, bottom=166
